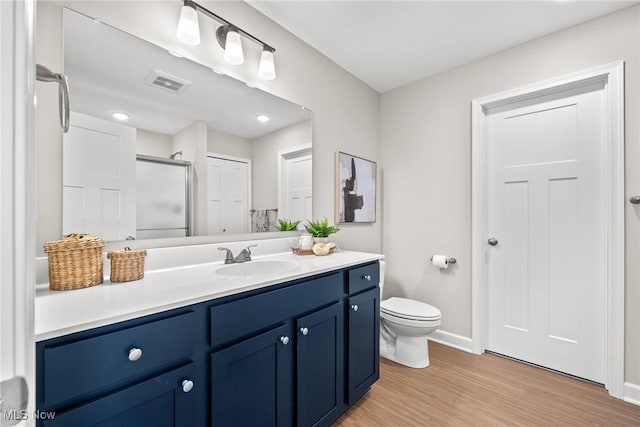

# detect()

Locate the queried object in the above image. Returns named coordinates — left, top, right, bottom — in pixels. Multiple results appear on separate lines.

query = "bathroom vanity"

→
left=35, top=249, right=381, bottom=426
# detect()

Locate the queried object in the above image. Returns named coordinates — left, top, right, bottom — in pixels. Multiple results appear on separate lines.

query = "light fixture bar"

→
left=184, top=0, right=275, bottom=53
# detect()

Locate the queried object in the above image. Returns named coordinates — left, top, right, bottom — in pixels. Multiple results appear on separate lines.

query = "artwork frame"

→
left=335, top=151, right=377, bottom=224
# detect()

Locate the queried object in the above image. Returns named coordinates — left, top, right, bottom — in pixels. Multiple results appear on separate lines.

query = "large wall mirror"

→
left=40, top=7, right=312, bottom=247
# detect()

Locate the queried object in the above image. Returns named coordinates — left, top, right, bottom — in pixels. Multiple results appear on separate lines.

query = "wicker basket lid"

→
left=44, top=234, right=105, bottom=253
left=107, top=247, right=147, bottom=259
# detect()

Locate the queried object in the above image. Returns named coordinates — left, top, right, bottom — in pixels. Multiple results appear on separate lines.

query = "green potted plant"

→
left=275, top=218, right=300, bottom=231
left=304, top=218, right=339, bottom=242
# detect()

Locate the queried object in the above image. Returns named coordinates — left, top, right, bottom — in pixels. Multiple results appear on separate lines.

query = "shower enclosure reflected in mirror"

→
left=42, top=6, right=312, bottom=244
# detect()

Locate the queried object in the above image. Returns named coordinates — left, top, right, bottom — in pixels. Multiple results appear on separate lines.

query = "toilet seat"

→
left=381, top=297, right=441, bottom=321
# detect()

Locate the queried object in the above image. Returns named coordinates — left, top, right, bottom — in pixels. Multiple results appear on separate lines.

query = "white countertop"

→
left=35, top=250, right=383, bottom=342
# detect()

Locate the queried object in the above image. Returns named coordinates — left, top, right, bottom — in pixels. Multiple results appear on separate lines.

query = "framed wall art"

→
left=335, top=151, right=377, bottom=224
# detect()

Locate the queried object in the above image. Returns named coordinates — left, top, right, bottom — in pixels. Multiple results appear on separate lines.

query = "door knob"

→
left=300, top=327, right=309, bottom=336
left=488, top=238, right=498, bottom=246
left=630, top=196, right=640, bottom=204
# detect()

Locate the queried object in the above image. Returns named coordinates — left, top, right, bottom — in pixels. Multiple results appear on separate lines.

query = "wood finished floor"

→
left=334, top=342, right=640, bottom=427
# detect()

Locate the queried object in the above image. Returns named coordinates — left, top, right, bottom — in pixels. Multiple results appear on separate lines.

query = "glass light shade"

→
left=224, top=29, right=244, bottom=65
left=176, top=5, right=200, bottom=46
left=258, top=48, right=276, bottom=80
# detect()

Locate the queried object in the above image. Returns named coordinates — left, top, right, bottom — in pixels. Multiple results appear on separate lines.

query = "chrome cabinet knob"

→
left=280, top=336, right=289, bottom=345
left=351, top=304, right=359, bottom=312
left=300, top=327, right=309, bottom=336
left=630, top=196, right=640, bottom=204
left=362, top=274, right=372, bottom=281
left=181, top=379, right=194, bottom=393
left=488, top=237, right=498, bottom=246
left=128, top=347, right=143, bottom=362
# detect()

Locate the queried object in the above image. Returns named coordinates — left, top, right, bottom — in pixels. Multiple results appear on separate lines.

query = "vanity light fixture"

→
left=217, top=25, right=244, bottom=65
left=176, top=0, right=200, bottom=46
left=175, top=0, right=276, bottom=79
left=258, top=46, right=276, bottom=80
left=256, top=114, right=270, bottom=123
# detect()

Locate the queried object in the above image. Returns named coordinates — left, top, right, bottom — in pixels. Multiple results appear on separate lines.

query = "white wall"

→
left=172, top=121, right=207, bottom=235
left=207, top=128, right=252, bottom=160
left=251, top=120, right=312, bottom=214
left=136, top=128, right=172, bottom=157
left=35, top=0, right=381, bottom=253
left=35, top=2, right=63, bottom=253
left=380, top=6, right=640, bottom=384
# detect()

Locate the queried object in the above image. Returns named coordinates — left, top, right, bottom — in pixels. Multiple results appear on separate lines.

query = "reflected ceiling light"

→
left=175, top=0, right=276, bottom=79
left=168, top=50, right=184, bottom=58
left=112, top=112, right=130, bottom=121
left=256, top=114, right=270, bottom=122
left=258, top=46, right=276, bottom=80
left=217, top=25, right=244, bottom=65
left=176, top=1, right=200, bottom=46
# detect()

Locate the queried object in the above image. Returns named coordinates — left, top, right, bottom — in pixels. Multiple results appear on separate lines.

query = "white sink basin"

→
left=216, top=260, right=300, bottom=277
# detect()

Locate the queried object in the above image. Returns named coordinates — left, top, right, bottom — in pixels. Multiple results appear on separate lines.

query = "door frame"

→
left=277, top=144, right=312, bottom=223
left=1, top=0, right=36, bottom=418
left=471, top=61, right=625, bottom=398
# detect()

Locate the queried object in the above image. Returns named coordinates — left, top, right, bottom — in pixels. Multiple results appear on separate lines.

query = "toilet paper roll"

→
left=431, top=255, right=449, bottom=269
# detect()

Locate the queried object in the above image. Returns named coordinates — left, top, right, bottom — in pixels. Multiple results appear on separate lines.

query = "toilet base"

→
left=380, top=335, right=431, bottom=368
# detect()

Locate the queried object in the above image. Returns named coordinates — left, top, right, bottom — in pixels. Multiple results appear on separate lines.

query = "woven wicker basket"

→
left=44, top=234, right=105, bottom=291
left=107, top=248, right=147, bottom=282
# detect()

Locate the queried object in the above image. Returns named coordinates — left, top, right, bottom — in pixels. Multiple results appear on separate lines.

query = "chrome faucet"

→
left=218, top=244, right=257, bottom=264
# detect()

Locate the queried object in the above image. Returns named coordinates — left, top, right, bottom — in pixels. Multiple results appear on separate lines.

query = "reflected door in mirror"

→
left=63, top=112, right=136, bottom=240
left=284, top=153, right=312, bottom=227
left=207, top=156, right=250, bottom=234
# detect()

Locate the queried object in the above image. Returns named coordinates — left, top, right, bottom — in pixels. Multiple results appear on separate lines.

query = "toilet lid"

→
left=381, top=297, right=441, bottom=321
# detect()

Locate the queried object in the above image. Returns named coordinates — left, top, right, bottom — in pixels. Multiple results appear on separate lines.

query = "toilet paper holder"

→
left=430, top=256, right=457, bottom=264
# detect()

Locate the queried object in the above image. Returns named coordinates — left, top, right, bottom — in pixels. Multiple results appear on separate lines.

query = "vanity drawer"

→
left=347, top=263, right=379, bottom=295
left=210, top=272, right=342, bottom=347
left=42, top=311, right=196, bottom=408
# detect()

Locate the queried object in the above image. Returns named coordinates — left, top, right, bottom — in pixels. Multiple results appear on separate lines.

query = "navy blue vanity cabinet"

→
left=36, top=310, right=198, bottom=427
left=297, top=302, right=344, bottom=427
left=209, top=272, right=345, bottom=427
left=347, top=286, right=380, bottom=403
left=211, top=324, right=294, bottom=427
left=41, top=363, right=196, bottom=427
left=344, top=261, right=380, bottom=404
left=37, top=261, right=381, bottom=427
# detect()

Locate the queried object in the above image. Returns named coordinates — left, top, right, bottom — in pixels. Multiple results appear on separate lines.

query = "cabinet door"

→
left=41, top=364, right=196, bottom=427
left=211, top=324, right=294, bottom=427
left=347, top=287, right=380, bottom=403
left=297, top=302, right=344, bottom=427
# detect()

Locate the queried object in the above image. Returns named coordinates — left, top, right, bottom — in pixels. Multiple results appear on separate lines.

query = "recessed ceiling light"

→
left=256, top=114, right=270, bottom=122
left=112, top=112, right=130, bottom=121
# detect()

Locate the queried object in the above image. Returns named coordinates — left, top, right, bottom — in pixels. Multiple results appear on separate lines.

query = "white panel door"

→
left=206, top=156, right=249, bottom=234
left=486, top=82, right=606, bottom=382
left=284, top=154, right=312, bottom=227
left=63, top=112, right=136, bottom=240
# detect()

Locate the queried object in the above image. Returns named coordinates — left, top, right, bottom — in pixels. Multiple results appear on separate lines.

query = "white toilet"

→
left=379, top=261, right=442, bottom=368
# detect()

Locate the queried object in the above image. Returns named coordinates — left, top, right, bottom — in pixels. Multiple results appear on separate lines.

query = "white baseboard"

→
left=428, top=330, right=474, bottom=353
left=624, top=382, right=640, bottom=406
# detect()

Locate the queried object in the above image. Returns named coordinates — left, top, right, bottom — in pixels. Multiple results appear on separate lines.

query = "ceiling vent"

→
left=144, top=69, right=191, bottom=94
